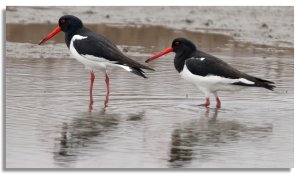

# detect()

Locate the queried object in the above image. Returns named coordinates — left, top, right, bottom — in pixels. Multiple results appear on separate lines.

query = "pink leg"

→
left=89, top=71, right=95, bottom=111
left=104, top=73, right=110, bottom=107
left=216, top=97, right=221, bottom=108
left=202, top=98, right=210, bottom=108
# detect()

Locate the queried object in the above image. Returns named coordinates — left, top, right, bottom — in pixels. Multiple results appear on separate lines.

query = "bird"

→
left=39, top=15, right=154, bottom=110
left=146, top=38, right=275, bottom=108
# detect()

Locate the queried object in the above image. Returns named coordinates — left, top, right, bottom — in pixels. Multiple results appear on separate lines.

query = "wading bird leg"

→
left=201, top=98, right=210, bottom=108
left=103, top=72, right=110, bottom=108
left=89, top=70, right=95, bottom=111
left=216, top=97, right=221, bottom=108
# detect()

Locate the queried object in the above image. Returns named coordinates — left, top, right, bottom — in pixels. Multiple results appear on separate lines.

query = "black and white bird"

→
left=39, top=15, right=154, bottom=110
left=146, top=38, right=275, bottom=108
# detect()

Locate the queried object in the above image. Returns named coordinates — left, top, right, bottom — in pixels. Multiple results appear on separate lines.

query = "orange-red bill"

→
left=145, top=47, right=173, bottom=63
left=38, top=26, right=62, bottom=45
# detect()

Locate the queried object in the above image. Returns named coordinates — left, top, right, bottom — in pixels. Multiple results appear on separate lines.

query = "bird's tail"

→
left=254, top=77, right=275, bottom=91
left=130, top=67, right=147, bottom=78
left=233, top=76, right=275, bottom=90
left=116, top=64, right=148, bottom=78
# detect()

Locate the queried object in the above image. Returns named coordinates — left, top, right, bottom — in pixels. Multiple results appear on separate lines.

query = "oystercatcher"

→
left=146, top=38, right=275, bottom=108
left=39, top=15, right=154, bottom=110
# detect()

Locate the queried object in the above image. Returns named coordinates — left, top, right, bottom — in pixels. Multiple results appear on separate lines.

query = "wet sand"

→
left=6, top=6, right=293, bottom=47
left=5, top=7, right=294, bottom=168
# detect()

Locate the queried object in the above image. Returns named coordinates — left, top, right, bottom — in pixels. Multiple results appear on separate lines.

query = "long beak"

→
left=38, top=26, right=62, bottom=45
left=145, top=47, right=174, bottom=63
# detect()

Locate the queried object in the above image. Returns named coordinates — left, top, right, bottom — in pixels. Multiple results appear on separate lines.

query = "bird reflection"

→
left=53, top=110, right=144, bottom=167
left=168, top=108, right=272, bottom=168
left=168, top=108, right=219, bottom=167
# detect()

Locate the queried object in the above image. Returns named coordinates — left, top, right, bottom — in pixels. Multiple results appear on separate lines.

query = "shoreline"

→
left=6, top=6, right=294, bottom=48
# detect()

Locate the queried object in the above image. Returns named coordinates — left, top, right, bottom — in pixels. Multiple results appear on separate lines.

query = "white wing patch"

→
left=238, top=78, right=255, bottom=85
left=116, top=65, right=132, bottom=72
left=191, top=57, right=205, bottom=61
left=72, top=35, right=88, bottom=41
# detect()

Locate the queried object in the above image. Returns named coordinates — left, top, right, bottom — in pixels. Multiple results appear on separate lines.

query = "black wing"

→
left=186, top=51, right=275, bottom=90
left=186, top=51, right=244, bottom=78
left=73, top=28, right=154, bottom=71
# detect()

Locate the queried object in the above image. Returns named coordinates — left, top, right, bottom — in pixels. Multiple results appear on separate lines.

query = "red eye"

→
left=60, top=19, right=65, bottom=24
left=175, top=41, right=181, bottom=46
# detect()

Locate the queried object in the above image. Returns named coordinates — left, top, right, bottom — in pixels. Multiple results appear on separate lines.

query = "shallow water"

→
left=5, top=24, right=293, bottom=168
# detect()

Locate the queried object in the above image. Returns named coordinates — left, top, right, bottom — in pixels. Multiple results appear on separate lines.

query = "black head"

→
left=39, top=15, right=83, bottom=45
left=58, top=15, right=83, bottom=33
left=145, top=37, right=197, bottom=63
left=171, top=38, right=196, bottom=53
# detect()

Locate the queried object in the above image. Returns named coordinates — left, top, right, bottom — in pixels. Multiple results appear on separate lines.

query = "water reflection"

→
left=5, top=22, right=292, bottom=168
left=168, top=108, right=273, bottom=168
left=53, top=110, right=145, bottom=167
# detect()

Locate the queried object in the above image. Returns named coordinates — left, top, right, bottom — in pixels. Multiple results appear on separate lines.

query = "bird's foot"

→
left=199, top=98, right=210, bottom=108
left=103, top=96, right=109, bottom=110
left=89, top=104, right=93, bottom=111
left=199, top=104, right=210, bottom=108
left=89, top=100, right=94, bottom=112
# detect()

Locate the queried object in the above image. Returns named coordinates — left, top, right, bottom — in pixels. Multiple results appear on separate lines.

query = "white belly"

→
left=180, top=64, right=247, bottom=96
left=69, top=35, right=133, bottom=73
left=69, top=35, right=109, bottom=71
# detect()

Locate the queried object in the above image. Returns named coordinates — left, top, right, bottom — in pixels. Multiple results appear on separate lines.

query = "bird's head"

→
left=58, top=15, right=83, bottom=33
left=171, top=38, right=196, bottom=53
left=39, top=15, right=83, bottom=45
left=145, top=38, right=196, bottom=62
